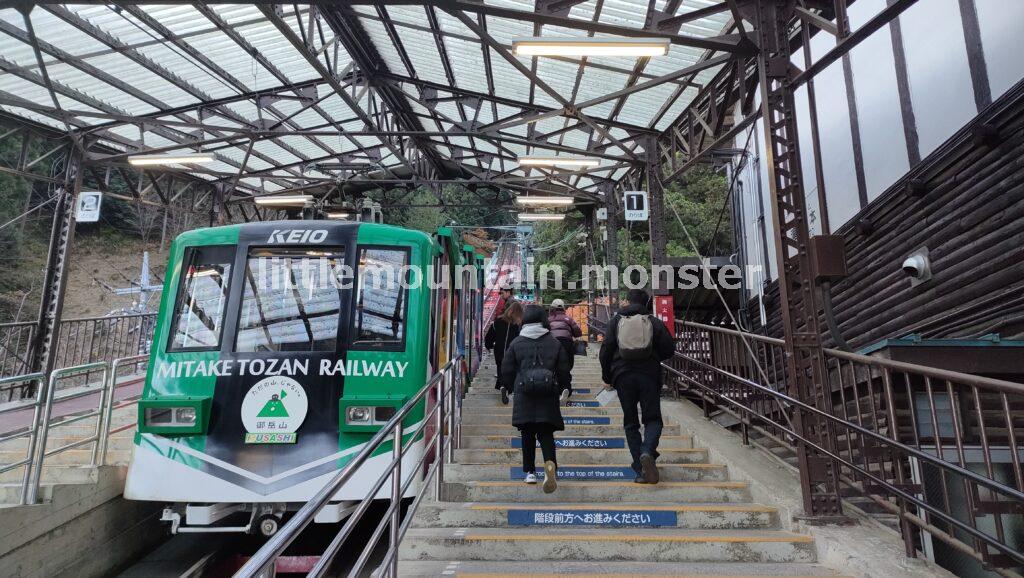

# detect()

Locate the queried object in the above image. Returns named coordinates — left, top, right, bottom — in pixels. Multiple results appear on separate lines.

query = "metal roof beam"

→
left=370, top=3, right=464, bottom=173
left=447, top=7, right=642, bottom=163
left=260, top=5, right=427, bottom=179
left=381, top=72, right=657, bottom=134
left=188, top=5, right=372, bottom=165
left=353, top=9, right=703, bottom=89
left=38, top=5, right=305, bottom=187
left=380, top=0, right=752, bottom=54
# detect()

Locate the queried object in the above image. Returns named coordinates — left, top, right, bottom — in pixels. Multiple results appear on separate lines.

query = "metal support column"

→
left=603, top=192, right=621, bottom=308
left=582, top=207, right=598, bottom=341
left=645, top=134, right=668, bottom=288
left=29, top=141, right=83, bottom=382
left=751, top=0, right=843, bottom=519
left=209, top=183, right=227, bottom=227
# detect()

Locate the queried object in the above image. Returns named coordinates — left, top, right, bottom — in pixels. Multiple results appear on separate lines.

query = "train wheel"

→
left=256, top=514, right=281, bottom=538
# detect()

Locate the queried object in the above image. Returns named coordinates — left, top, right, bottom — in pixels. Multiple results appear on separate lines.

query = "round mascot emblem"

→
left=241, top=376, right=308, bottom=444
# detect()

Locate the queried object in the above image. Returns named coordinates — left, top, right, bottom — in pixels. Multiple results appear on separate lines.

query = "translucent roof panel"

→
left=0, top=2, right=740, bottom=198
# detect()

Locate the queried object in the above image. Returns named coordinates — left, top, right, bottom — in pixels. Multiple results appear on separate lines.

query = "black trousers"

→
left=556, top=336, right=576, bottom=370
left=520, top=425, right=557, bottom=473
left=614, top=375, right=663, bottom=474
left=494, top=354, right=504, bottom=390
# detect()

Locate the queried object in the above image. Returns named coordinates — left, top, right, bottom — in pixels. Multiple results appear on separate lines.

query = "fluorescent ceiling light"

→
left=518, top=213, right=566, bottom=221
left=253, top=195, right=313, bottom=207
left=128, top=153, right=216, bottom=166
left=325, top=211, right=353, bottom=219
left=513, top=37, right=670, bottom=58
left=518, top=156, right=601, bottom=168
left=188, top=267, right=222, bottom=278
left=516, top=196, right=575, bottom=206
left=313, top=162, right=370, bottom=171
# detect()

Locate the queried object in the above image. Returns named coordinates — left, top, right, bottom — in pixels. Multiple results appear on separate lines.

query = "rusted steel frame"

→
left=687, top=320, right=1024, bottom=396
left=662, top=358, right=1024, bottom=567
left=415, top=0, right=748, bottom=53
left=447, top=7, right=643, bottom=165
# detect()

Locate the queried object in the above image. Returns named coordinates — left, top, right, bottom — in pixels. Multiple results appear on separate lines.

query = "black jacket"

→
left=501, top=327, right=572, bottom=430
left=485, top=318, right=520, bottom=365
left=599, top=303, right=675, bottom=386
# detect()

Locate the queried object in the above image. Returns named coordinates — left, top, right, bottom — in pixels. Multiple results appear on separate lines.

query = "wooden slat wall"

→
left=749, top=81, right=1024, bottom=351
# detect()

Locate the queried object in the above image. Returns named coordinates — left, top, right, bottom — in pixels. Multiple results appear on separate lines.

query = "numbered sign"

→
left=623, top=191, right=648, bottom=221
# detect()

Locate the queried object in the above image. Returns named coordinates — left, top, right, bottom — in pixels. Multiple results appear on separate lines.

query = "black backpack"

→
left=518, top=343, right=557, bottom=397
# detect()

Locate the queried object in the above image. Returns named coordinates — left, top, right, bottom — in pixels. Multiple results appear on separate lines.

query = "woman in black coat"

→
left=500, top=305, right=572, bottom=493
left=485, top=301, right=523, bottom=402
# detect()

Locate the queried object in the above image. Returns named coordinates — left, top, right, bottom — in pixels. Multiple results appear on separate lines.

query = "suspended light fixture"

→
left=517, top=156, right=601, bottom=169
left=516, top=196, right=575, bottom=206
left=253, top=194, right=313, bottom=207
left=128, top=153, right=216, bottom=166
left=325, top=211, right=353, bottom=220
left=518, top=213, right=566, bottom=221
left=512, top=37, right=670, bottom=58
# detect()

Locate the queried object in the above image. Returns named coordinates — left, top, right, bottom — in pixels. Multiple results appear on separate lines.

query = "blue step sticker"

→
left=508, top=509, right=677, bottom=527
left=510, top=437, right=625, bottom=449
left=574, top=388, right=592, bottom=394
left=509, top=466, right=634, bottom=480
left=566, top=400, right=600, bottom=407
left=564, top=417, right=610, bottom=425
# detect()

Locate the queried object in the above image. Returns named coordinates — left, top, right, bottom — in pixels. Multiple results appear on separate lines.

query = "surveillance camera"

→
left=902, top=248, right=931, bottom=286
left=901, top=255, right=926, bottom=277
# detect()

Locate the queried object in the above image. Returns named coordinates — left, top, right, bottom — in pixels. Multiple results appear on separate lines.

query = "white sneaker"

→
left=559, top=389, right=570, bottom=402
left=523, top=472, right=539, bottom=484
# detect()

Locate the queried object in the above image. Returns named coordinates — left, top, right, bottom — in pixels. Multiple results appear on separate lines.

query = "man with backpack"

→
left=599, top=289, right=676, bottom=484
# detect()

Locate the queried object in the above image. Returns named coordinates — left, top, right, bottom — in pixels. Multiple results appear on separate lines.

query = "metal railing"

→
left=0, top=322, right=35, bottom=383
left=0, top=372, right=46, bottom=504
left=26, top=361, right=109, bottom=504
left=0, top=356, right=148, bottom=505
left=51, top=314, right=156, bottom=375
left=236, top=355, right=465, bottom=578
left=97, top=354, right=148, bottom=463
left=667, top=320, right=1024, bottom=575
left=0, top=312, right=157, bottom=391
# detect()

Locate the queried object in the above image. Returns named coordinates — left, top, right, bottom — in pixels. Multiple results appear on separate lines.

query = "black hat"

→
left=522, top=304, right=548, bottom=326
left=627, top=288, right=651, bottom=307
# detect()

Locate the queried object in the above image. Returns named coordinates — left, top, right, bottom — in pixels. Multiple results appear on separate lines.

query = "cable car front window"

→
left=353, top=247, right=410, bottom=348
left=168, top=246, right=234, bottom=351
left=235, top=248, right=346, bottom=353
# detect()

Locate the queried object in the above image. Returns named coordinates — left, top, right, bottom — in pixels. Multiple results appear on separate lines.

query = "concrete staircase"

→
left=0, top=404, right=136, bottom=504
left=398, top=349, right=843, bottom=577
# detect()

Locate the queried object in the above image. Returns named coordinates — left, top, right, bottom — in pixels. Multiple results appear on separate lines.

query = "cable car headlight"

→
left=175, top=407, right=197, bottom=425
left=347, top=406, right=372, bottom=424
left=138, top=397, right=210, bottom=435
left=341, top=397, right=407, bottom=432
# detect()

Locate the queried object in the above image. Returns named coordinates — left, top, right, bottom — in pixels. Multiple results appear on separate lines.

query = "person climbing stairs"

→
left=397, top=346, right=844, bottom=577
